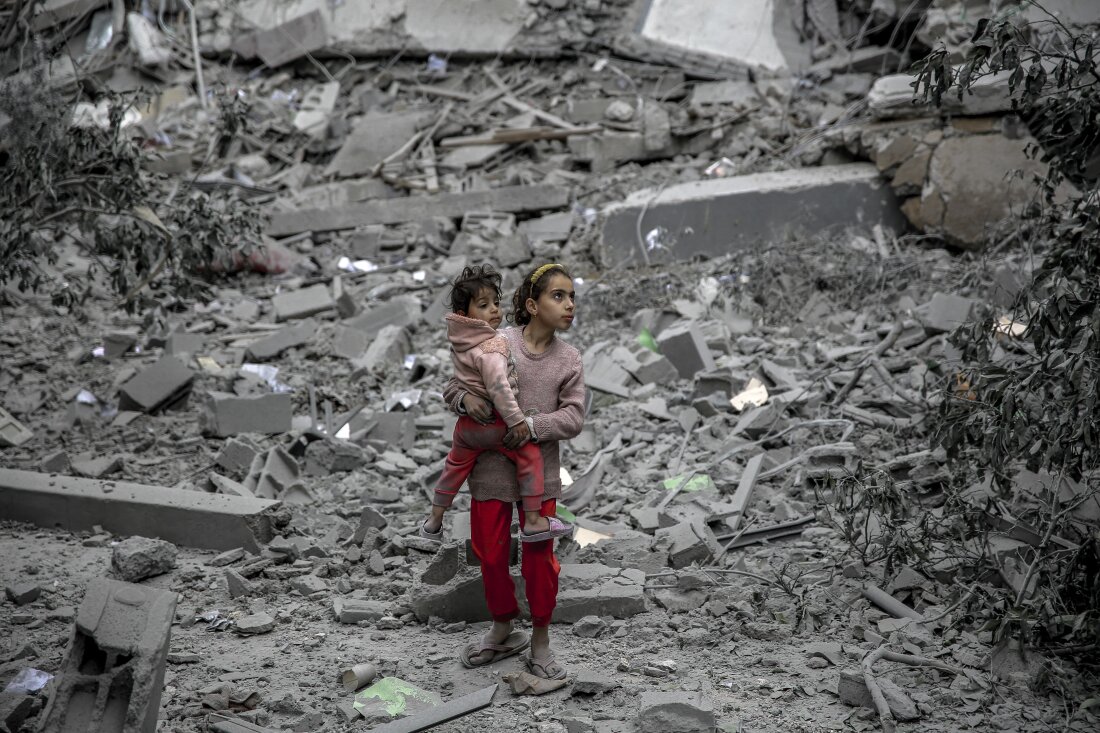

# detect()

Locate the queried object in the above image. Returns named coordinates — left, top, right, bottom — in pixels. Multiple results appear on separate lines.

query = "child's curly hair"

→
left=510, top=263, right=572, bottom=325
left=449, top=264, right=502, bottom=314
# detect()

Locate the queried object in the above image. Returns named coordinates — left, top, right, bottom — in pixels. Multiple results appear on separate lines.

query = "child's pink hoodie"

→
left=445, top=313, right=525, bottom=428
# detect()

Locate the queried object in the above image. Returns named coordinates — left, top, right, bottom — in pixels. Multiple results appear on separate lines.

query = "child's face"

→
left=463, top=287, right=502, bottom=328
left=527, top=273, right=576, bottom=331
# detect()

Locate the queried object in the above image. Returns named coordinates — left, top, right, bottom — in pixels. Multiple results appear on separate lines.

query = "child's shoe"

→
left=519, top=516, right=572, bottom=543
left=419, top=519, right=443, bottom=542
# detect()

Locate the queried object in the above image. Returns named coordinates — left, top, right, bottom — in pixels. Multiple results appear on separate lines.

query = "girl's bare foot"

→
left=527, top=626, right=566, bottom=679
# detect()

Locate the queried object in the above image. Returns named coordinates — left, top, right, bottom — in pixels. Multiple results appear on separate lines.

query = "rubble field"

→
left=2, top=1, right=1099, bottom=733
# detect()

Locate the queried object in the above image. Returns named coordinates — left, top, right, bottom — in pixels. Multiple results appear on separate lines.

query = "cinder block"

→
left=38, top=579, right=176, bottom=733
left=272, top=283, right=334, bottom=321
left=656, top=322, right=716, bottom=379
left=0, top=468, right=281, bottom=552
left=215, top=436, right=260, bottom=475
left=118, top=356, right=194, bottom=413
left=246, top=319, right=316, bottom=361
left=200, top=392, right=292, bottom=437
left=632, top=349, right=679, bottom=385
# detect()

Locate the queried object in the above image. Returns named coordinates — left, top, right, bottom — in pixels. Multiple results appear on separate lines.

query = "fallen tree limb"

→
left=862, top=646, right=965, bottom=733
left=831, top=320, right=904, bottom=406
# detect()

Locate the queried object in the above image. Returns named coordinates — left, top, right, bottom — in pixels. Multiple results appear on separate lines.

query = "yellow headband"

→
left=530, top=263, right=562, bottom=284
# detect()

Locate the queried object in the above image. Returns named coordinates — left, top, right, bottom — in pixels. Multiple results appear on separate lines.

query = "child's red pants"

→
left=433, top=414, right=545, bottom=512
left=471, top=497, right=559, bottom=627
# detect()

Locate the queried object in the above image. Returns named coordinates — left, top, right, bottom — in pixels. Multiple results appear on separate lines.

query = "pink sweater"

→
left=443, top=326, right=586, bottom=503
left=444, top=313, right=525, bottom=428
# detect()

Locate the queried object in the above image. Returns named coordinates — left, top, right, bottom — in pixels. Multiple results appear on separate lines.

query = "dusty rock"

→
left=235, top=612, right=276, bottom=635
left=637, top=691, right=716, bottom=733
left=111, top=536, right=178, bottom=582
left=5, top=582, right=41, bottom=605
left=570, top=615, right=606, bottom=638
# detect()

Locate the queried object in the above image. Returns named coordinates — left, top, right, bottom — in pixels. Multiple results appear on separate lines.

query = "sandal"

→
left=459, top=630, right=530, bottom=668
left=525, top=653, right=567, bottom=680
left=419, top=519, right=443, bottom=542
left=520, top=516, right=573, bottom=543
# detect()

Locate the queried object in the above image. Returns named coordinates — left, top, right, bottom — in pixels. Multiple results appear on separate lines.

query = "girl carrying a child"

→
left=441, top=262, right=585, bottom=680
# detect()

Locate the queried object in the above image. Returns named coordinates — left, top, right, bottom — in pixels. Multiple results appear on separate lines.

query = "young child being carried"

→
left=420, top=265, right=573, bottom=543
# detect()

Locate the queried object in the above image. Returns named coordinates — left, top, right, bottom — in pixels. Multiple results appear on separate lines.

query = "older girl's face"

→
left=528, top=273, right=576, bottom=331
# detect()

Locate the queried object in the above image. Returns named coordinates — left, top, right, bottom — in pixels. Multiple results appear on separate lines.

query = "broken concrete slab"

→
left=405, top=0, right=526, bottom=52
left=333, top=598, right=389, bottom=624
left=655, top=520, right=720, bottom=569
left=39, top=579, right=176, bottom=733
left=245, top=319, right=316, bottom=361
left=216, top=436, right=261, bottom=476
left=918, top=292, right=976, bottom=334
left=118, top=356, right=195, bottom=413
left=235, top=612, right=276, bottom=635
left=253, top=9, right=328, bottom=67
left=326, top=111, right=435, bottom=179
left=0, top=406, right=34, bottom=447
left=267, top=185, right=570, bottom=237
left=200, top=392, right=293, bottom=437
left=272, top=283, right=334, bottom=321
left=636, top=691, right=716, bottom=733
left=868, top=71, right=1014, bottom=120
left=112, top=536, right=178, bottom=582
left=601, top=164, right=905, bottom=265
left=554, top=564, right=647, bottom=623
left=0, top=468, right=281, bottom=552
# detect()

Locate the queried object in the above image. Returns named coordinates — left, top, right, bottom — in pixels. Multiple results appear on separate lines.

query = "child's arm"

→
left=477, top=352, right=525, bottom=428
left=529, top=351, right=586, bottom=442
left=441, top=377, right=492, bottom=423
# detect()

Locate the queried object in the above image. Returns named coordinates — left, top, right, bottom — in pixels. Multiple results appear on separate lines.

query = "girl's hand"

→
left=503, top=421, right=531, bottom=449
left=462, top=394, right=494, bottom=424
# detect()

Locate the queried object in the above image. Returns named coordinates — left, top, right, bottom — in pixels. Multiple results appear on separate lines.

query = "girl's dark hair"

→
left=510, top=264, right=572, bottom=325
left=449, top=264, right=502, bottom=313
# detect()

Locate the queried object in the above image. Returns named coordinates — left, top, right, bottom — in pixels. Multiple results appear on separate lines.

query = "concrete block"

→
left=272, top=283, right=334, bottom=321
left=6, top=582, right=41, bottom=605
left=39, top=449, right=71, bottom=473
left=657, top=322, right=716, bottom=379
left=71, top=454, right=124, bottom=478
left=112, top=537, right=178, bottom=582
left=920, top=292, right=975, bottom=334
left=327, top=111, right=434, bottom=178
left=165, top=332, right=206, bottom=357
left=243, top=446, right=302, bottom=500
left=39, top=579, right=176, bottom=733
left=637, top=691, right=716, bottom=733
left=656, top=521, right=720, bottom=569
left=0, top=692, right=35, bottom=732
left=733, top=402, right=784, bottom=438
left=290, top=574, right=328, bottom=596
left=216, top=436, right=260, bottom=475
left=209, top=472, right=255, bottom=498
left=351, top=325, right=411, bottom=375
left=0, top=468, right=281, bottom=552
left=118, top=356, right=194, bottom=413
left=200, top=392, right=293, bottom=437
left=225, top=568, right=256, bottom=599
left=553, top=564, right=647, bottom=623
left=333, top=598, right=388, bottom=624
left=245, top=319, right=316, bottom=361
left=631, top=349, right=679, bottom=385
left=602, top=164, right=905, bottom=265
left=332, top=324, right=370, bottom=359
left=868, top=71, right=1013, bottom=120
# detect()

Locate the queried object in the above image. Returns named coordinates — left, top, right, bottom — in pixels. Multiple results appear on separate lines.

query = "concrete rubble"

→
left=1, top=0, right=1098, bottom=732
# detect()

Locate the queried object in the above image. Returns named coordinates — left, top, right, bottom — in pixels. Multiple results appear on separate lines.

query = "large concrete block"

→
left=637, top=691, right=716, bottom=733
left=271, top=283, right=334, bottom=321
left=200, top=392, right=293, bottom=437
left=601, top=164, right=905, bottom=265
left=39, top=579, right=176, bottom=733
left=118, top=357, right=194, bottom=413
left=0, top=468, right=281, bottom=552
left=625, top=0, right=810, bottom=76
left=656, top=322, right=716, bottom=380
left=245, top=319, right=316, bottom=361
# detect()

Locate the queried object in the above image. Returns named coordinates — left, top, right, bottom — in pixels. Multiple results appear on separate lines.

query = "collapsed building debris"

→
left=2, top=0, right=1099, bottom=732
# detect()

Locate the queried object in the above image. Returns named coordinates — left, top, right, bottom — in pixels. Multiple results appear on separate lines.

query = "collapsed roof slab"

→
left=600, top=163, right=906, bottom=266
left=0, top=468, right=282, bottom=552
left=234, top=0, right=529, bottom=57
left=614, top=0, right=813, bottom=78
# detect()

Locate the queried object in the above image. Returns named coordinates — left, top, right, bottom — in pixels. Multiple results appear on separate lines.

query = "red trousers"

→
left=433, top=415, right=545, bottom=512
left=471, top=497, right=560, bottom=627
